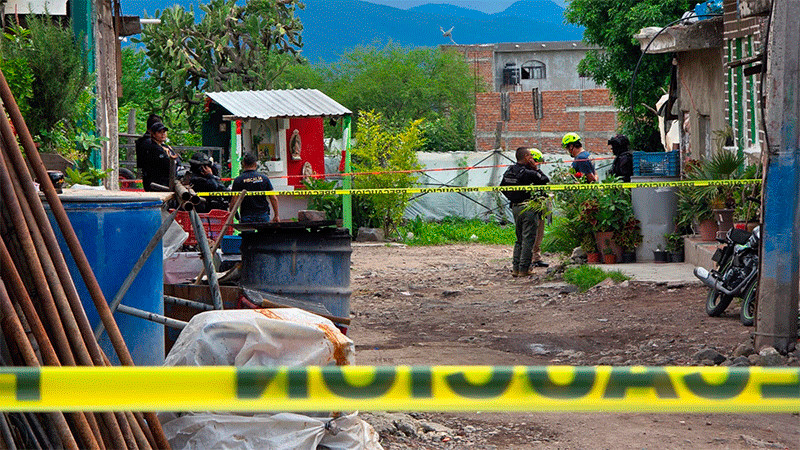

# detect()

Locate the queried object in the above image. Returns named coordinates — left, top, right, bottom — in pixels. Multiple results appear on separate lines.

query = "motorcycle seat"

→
left=728, top=227, right=752, bottom=245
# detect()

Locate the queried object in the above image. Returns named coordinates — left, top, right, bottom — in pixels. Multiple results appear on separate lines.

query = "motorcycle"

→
left=694, top=225, right=760, bottom=326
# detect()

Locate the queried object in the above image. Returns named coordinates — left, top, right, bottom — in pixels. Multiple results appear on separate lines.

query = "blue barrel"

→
left=46, top=198, right=164, bottom=365
left=240, top=227, right=351, bottom=319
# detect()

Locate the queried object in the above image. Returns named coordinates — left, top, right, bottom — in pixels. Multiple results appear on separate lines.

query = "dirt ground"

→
left=347, top=244, right=800, bottom=449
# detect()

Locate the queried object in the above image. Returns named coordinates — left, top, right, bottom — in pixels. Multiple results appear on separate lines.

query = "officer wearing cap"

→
left=187, top=152, right=229, bottom=212
left=136, top=121, right=180, bottom=191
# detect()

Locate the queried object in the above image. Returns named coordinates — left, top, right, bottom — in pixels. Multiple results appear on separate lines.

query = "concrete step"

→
left=684, top=236, right=723, bottom=271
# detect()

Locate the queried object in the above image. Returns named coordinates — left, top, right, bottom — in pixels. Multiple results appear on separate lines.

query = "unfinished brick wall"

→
left=475, top=89, right=618, bottom=154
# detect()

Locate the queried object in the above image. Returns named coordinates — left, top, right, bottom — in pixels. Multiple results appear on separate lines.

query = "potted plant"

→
left=581, top=234, right=600, bottom=264
left=679, top=151, right=745, bottom=240
left=613, top=216, right=642, bottom=263
left=664, top=232, right=684, bottom=263
left=653, top=244, right=669, bottom=263
left=602, top=240, right=616, bottom=264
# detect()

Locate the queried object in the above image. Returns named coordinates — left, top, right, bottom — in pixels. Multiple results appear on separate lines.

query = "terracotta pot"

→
left=594, top=231, right=621, bottom=261
left=603, top=253, right=617, bottom=264
left=697, top=219, right=717, bottom=241
left=586, top=252, right=601, bottom=263
left=746, top=221, right=759, bottom=232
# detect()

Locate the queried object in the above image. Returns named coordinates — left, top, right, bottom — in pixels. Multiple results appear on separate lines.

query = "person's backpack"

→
left=499, top=165, right=530, bottom=204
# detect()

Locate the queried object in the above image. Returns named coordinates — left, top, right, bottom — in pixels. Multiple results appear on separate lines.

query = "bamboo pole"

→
left=0, top=70, right=169, bottom=449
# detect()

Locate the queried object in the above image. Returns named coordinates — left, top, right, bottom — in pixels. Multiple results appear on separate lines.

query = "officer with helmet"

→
left=562, top=132, right=597, bottom=183
left=500, top=147, right=550, bottom=276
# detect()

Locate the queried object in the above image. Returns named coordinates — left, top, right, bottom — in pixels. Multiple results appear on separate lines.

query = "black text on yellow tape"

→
left=195, top=179, right=762, bottom=197
left=0, top=366, right=796, bottom=412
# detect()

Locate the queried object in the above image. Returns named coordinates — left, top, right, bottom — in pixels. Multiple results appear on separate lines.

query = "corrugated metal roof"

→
left=206, top=89, right=351, bottom=120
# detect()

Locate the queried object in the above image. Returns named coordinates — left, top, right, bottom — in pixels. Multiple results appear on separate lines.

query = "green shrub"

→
left=563, top=265, right=629, bottom=292
left=399, top=216, right=515, bottom=246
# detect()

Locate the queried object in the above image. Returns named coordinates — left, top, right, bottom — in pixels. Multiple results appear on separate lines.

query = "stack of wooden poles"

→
left=0, top=69, right=171, bottom=448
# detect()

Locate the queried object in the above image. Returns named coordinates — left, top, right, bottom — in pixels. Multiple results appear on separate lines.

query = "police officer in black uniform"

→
left=136, top=121, right=179, bottom=191
left=232, top=152, right=280, bottom=223
left=187, top=152, right=229, bottom=213
left=500, top=147, right=550, bottom=277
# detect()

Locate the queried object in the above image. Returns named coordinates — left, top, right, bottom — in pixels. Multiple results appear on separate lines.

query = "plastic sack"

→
left=161, top=412, right=381, bottom=450
left=162, top=210, right=189, bottom=260
left=164, top=308, right=354, bottom=367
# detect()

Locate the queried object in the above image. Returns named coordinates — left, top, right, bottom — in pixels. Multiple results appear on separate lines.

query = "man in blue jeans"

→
left=500, top=147, right=550, bottom=277
left=232, top=152, right=280, bottom=223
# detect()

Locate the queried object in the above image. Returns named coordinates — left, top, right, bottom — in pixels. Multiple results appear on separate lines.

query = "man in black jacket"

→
left=501, top=147, right=550, bottom=277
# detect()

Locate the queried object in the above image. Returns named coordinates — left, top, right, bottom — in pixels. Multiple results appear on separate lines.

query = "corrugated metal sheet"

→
left=206, top=89, right=351, bottom=120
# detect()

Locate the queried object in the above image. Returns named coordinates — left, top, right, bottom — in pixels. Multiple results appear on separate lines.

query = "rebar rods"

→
left=0, top=66, right=169, bottom=448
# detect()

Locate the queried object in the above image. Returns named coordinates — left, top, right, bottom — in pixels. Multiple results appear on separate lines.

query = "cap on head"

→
left=150, top=122, right=168, bottom=133
left=562, top=132, right=581, bottom=148
left=530, top=148, right=543, bottom=162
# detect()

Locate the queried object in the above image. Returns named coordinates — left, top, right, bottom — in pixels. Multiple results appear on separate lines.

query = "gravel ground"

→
left=347, top=244, right=800, bottom=449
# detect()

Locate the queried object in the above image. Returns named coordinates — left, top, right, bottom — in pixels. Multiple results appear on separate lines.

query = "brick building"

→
left=445, top=42, right=619, bottom=154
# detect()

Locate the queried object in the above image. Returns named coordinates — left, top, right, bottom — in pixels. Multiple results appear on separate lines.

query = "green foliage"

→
left=0, top=15, right=90, bottom=151
left=351, top=111, right=423, bottom=236
left=676, top=151, right=747, bottom=231
left=0, top=23, right=34, bottom=118
left=565, top=0, right=693, bottom=151
left=64, top=160, right=112, bottom=187
left=275, top=44, right=482, bottom=149
left=399, top=216, right=515, bottom=246
left=136, top=0, right=304, bottom=123
left=541, top=215, right=583, bottom=254
left=664, top=232, right=684, bottom=252
left=564, top=265, right=630, bottom=292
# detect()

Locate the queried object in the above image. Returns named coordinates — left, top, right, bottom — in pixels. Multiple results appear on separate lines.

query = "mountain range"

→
left=298, top=0, right=583, bottom=62
left=123, top=0, right=583, bottom=63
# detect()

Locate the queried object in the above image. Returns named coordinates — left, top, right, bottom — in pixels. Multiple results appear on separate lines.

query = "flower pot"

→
left=713, top=208, right=735, bottom=235
left=697, top=219, right=717, bottom=241
left=594, top=231, right=622, bottom=261
left=746, top=221, right=759, bottom=232
left=586, top=252, right=601, bottom=264
left=669, top=251, right=684, bottom=263
left=653, top=250, right=669, bottom=263
left=603, top=253, right=617, bottom=264
left=622, top=251, right=637, bottom=263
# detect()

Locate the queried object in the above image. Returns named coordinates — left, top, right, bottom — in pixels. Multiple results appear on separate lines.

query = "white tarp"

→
left=326, top=149, right=612, bottom=222
left=164, top=308, right=354, bottom=367
left=161, top=412, right=381, bottom=450
left=161, top=309, right=378, bottom=449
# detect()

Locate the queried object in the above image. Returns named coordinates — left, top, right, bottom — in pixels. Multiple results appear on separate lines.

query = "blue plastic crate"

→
left=220, top=235, right=242, bottom=254
left=632, top=150, right=680, bottom=177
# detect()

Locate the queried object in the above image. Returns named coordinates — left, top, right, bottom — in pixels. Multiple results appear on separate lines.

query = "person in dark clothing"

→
left=187, top=152, right=229, bottom=212
left=608, top=134, right=634, bottom=182
left=500, top=147, right=550, bottom=277
left=136, top=121, right=180, bottom=191
left=231, top=152, right=280, bottom=223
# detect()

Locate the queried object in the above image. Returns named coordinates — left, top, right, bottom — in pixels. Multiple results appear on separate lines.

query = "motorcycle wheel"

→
left=705, top=260, right=733, bottom=317
left=706, top=289, right=733, bottom=317
left=740, top=279, right=758, bottom=326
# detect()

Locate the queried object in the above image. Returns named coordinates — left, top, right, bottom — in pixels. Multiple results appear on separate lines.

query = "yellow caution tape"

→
left=0, top=366, right=796, bottom=412
left=195, top=179, right=762, bottom=197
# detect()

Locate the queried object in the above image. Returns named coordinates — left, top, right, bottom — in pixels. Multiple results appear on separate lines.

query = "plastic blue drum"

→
left=46, top=198, right=164, bottom=365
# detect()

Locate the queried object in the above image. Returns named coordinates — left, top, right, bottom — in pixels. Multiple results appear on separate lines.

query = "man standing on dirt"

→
left=500, top=147, right=550, bottom=277
left=563, top=132, right=597, bottom=183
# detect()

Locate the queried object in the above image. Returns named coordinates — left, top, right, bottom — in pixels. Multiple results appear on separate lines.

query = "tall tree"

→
left=136, top=0, right=304, bottom=128
left=565, top=0, right=692, bottom=151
